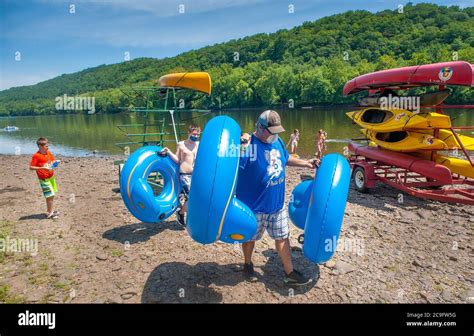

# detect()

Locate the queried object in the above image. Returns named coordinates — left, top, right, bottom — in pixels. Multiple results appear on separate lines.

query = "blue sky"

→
left=0, top=0, right=469, bottom=90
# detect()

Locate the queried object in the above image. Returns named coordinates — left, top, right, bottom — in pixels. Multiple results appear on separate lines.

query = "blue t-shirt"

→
left=236, top=134, right=289, bottom=214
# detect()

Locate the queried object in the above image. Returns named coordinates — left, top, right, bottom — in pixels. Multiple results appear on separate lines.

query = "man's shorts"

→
left=251, top=207, right=290, bottom=241
left=39, top=176, right=57, bottom=198
left=179, top=173, right=192, bottom=195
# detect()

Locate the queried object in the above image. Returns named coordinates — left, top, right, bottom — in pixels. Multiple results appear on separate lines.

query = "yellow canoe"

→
left=158, top=72, right=212, bottom=95
left=361, top=129, right=448, bottom=152
left=346, top=108, right=451, bottom=132
left=437, top=130, right=474, bottom=150
left=435, top=155, right=474, bottom=178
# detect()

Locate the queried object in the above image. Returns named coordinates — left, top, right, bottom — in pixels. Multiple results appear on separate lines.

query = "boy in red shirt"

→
left=30, top=137, right=60, bottom=219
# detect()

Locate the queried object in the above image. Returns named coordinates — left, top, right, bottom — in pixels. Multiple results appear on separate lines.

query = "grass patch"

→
left=0, top=285, right=25, bottom=303
left=52, top=280, right=74, bottom=291
left=27, top=262, right=51, bottom=285
left=433, top=284, right=444, bottom=293
left=0, top=220, right=13, bottom=264
left=23, top=258, right=33, bottom=267
left=111, top=249, right=124, bottom=257
left=39, top=292, right=55, bottom=304
left=65, top=262, right=76, bottom=270
left=16, top=254, right=33, bottom=266
left=385, top=264, right=398, bottom=273
left=39, top=263, right=48, bottom=272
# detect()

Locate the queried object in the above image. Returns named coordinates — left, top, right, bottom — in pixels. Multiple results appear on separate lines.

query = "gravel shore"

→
left=0, top=154, right=472, bottom=303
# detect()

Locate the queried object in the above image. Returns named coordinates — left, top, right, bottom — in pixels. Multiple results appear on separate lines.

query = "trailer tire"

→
left=353, top=166, right=368, bottom=193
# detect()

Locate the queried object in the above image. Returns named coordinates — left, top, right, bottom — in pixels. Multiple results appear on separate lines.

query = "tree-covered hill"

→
left=1, top=3, right=473, bottom=116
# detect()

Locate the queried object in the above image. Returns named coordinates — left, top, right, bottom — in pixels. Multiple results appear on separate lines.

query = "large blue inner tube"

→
left=288, top=153, right=351, bottom=263
left=187, top=116, right=257, bottom=244
left=120, top=145, right=181, bottom=223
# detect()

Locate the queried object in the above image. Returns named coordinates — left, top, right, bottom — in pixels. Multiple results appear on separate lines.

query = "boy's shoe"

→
left=46, top=212, right=58, bottom=219
left=243, top=262, right=258, bottom=282
left=283, top=269, right=312, bottom=286
left=176, top=211, right=185, bottom=227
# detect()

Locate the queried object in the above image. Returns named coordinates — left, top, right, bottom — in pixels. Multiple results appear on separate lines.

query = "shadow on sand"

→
left=102, top=220, right=185, bottom=244
left=347, top=181, right=440, bottom=212
left=259, top=248, right=319, bottom=296
left=141, top=247, right=319, bottom=303
left=19, top=213, right=47, bottom=220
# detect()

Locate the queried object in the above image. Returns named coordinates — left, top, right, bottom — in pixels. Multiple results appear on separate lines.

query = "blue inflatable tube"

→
left=120, top=146, right=181, bottom=223
left=288, top=153, right=350, bottom=263
left=187, top=116, right=257, bottom=244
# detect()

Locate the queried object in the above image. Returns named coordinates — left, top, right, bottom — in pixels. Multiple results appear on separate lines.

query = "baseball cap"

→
left=257, top=110, right=285, bottom=134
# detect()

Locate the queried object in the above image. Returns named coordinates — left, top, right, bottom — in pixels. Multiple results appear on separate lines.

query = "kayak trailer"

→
left=347, top=142, right=474, bottom=205
left=344, top=61, right=474, bottom=205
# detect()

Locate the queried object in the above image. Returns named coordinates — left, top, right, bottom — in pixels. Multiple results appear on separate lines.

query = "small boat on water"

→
left=3, top=126, right=19, bottom=132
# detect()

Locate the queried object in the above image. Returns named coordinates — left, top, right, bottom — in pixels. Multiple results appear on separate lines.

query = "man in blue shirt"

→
left=237, top=110, right=317, bottom=286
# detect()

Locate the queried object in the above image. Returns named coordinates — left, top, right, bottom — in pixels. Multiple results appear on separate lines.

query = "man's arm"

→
left=164, top=146, right=180, bottom=164
left=287, top=156, right=319, bottom=169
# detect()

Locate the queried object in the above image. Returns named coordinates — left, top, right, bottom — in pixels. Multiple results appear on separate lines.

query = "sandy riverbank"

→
left=0, top=154, right=472, bottom=303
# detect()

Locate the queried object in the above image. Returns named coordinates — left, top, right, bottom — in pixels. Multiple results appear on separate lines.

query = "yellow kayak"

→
left=158, top=72, right=212, bottom=95
left=346, top=108, right=451, bottom=132
left=361, top=129, right=448, bottom=152
left=437, top=130, right=474, bottom=150
left=434, top=155, right=474, bottom=178
left=409, top=152, right=474, bottom=178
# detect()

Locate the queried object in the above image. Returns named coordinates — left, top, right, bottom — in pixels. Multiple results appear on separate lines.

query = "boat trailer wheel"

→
left=353, top=166, right=368, bottom=193
left=298, top=234, right=305, bottom=244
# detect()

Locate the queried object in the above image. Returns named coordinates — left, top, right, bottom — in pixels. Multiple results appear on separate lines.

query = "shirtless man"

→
left=164, top=124, right=201, bottom=226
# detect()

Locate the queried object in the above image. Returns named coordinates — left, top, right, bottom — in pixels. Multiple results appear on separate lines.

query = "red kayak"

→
left=343, top=61, right=474, bottom=96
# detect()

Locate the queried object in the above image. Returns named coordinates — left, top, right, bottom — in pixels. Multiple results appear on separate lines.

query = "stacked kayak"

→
left=346, top=108, right=451, bottom=132
left=435, top=155, right=474, bottom=179
left=347, top=107, right=474, bottom=178
left=414, top=151, right=474, bottom=179
left=438, top=129, right=474, bottom=151
left=361, top=129, right=448, bottom=152
left=348, top=107, right=454, bottom=152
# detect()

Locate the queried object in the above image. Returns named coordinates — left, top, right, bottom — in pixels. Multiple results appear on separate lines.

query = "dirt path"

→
left=0, top=154, right=472, bottom=303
